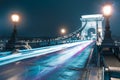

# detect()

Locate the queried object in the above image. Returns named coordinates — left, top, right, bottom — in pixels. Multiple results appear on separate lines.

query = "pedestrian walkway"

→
left=80, top=68, right=103, bottom=80
left=103, top=52, right=120, bottom=79
left=103, top=53, right=120, bottom=72
left=88, top=68, right=103, bottom=80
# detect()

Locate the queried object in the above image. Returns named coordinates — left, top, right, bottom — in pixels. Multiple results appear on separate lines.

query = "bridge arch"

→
left=87, top=28, right=96, bottom=39
left=80, top=14, right=104, bottom=40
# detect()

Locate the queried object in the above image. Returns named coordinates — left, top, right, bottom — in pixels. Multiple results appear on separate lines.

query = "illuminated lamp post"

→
left=98, top=28, right=102, bottom=39
left=5, top=14, right=20, bottom=51
left=60, top=28, right=66, bottom=43
left=97, top=28, right=102, bottom=45
left=61, top=28, right=66, bottom=36
left=102, top=4, right=114, bottom=45
left=11, top=14, right=20, bottom=42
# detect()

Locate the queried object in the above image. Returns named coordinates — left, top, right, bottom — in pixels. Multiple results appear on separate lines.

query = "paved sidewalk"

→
left=80, top=68, right=103, bottom=80
left=104, top=53, right=120, bottom=72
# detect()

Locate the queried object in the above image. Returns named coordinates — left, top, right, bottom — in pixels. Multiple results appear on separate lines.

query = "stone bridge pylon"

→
left=80, top=14, right=104, bottom=40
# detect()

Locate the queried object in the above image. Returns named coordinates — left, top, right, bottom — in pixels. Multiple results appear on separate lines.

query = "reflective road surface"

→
left=0, top=40, right=94, bottom=80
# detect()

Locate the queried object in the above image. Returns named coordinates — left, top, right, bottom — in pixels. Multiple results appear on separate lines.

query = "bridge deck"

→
left=0, top=41, right=95, bottom=80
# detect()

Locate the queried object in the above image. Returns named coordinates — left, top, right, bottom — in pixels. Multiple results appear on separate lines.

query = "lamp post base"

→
left=101, top=38, right=115, bottom=53
left=101, top=30, right=114, bottom=53
left=102, top=29, right=114, bottom=47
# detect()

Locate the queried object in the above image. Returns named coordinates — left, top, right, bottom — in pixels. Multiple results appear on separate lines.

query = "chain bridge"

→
left=0, top=14, right=120, bottom=80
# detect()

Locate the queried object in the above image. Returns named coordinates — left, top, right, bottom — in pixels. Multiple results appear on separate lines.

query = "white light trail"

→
left=0, top=40, right=93, bottom=66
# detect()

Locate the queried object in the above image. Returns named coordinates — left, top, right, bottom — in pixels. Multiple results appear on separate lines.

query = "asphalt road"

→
left=0, top=40, right=94, bottom=80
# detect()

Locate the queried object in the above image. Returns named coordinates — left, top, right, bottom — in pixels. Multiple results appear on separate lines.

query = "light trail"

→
left=35, top=41, right=93, bottom=79
left=0, top=40, right=94, bottom=80
left=0, top=40, right=93, bottom=66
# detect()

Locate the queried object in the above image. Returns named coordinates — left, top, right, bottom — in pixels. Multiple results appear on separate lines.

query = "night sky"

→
left=0, top=0, right=120, bottom=38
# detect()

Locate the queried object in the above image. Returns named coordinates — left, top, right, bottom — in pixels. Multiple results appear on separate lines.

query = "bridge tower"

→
left=80, top=14, right=104, bottom=40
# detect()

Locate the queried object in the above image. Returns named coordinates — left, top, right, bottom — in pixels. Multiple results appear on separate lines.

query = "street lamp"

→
left=101, top=3, right=115, bottom=47
left=102, top=4, right=112, bottom=40
left=5, top=14, right=20, bottom=51
left=103, top=5, right=112, bottom=17
left=97, top=28, right=102, bottom=45
left=98, top=28, right=102, bottom=33
left=11, top=14, right=20, bottom=22
left=61, top=28, right=66, bottom=36
left=11, top=14, right=20, bottom=42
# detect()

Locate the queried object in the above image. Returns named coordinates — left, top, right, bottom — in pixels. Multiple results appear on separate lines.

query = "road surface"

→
left=0, top=40, right=94, bottom=80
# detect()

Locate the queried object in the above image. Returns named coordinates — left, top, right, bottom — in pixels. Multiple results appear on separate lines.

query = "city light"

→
left=61, top=28, right=66, bottom=34
left=11, top=14, right=20, bottom=22
left=102, top=5, right=112, bottom=16
left=98, top=28, right=102, bottom=32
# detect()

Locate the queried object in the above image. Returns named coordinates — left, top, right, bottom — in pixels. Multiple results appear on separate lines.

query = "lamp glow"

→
left=11, top=14, right=20, bottom=22
left=103, top=5, right=112, bottom=16
left=98, top=28, right=102, bottom=32
left=61, top=28, right=66, bottom=34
